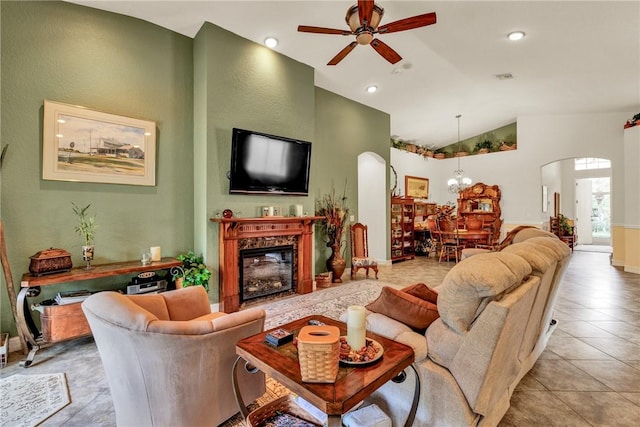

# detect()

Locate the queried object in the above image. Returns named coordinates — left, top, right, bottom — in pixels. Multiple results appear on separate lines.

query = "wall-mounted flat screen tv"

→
left=229, top=128, right=312, bottom=196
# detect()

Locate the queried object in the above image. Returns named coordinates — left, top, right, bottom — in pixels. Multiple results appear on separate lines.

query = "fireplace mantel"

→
left=211, top=216, right=324, bottom=312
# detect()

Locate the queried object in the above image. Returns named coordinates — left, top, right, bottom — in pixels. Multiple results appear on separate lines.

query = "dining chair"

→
left=437, top=220, right=463, bottom=263
left=350, top=222, right=379, bottom=279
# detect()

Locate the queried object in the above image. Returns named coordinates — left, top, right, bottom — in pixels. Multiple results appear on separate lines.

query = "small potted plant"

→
left=433, top=148, right=446, bottom=159
left=474, top=140, right=494, bottom=154
left=72, top=202, right=97, bottom=269
left=172, top=251, right=211, bottom=290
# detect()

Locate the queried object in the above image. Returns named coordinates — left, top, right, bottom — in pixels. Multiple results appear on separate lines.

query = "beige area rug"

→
left=221, top=279, right=392, bottom=426
left=0, top=373, right=70, bottom=427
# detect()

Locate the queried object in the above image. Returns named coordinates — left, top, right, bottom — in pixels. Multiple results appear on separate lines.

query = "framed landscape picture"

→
left=405, top=175, right=429, bottom=199
left=42, top=100, right=156, bottom=186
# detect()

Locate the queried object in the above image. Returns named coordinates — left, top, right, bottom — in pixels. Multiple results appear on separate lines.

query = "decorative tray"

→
left=338, top=336, right=384, bottom=366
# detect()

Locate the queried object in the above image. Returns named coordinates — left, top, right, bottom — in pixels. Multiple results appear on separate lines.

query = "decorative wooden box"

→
left=29, top=248, right=72, bottom=276
left=40, top=303, right=91, bottom=342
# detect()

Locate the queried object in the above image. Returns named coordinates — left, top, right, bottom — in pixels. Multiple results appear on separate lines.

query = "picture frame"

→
left=405, top=175, right=429, bottom=199
left=42, top=100, right=156, bottom=186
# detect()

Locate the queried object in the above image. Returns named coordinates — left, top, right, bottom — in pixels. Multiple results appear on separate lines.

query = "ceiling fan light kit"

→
left=298, top=0, right=437, bottom=66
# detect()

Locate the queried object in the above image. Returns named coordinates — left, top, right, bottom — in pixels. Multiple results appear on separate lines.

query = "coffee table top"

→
left=236, top=314, right=415, bottom=416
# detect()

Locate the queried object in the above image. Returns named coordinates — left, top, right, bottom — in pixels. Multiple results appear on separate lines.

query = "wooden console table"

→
left=18, top=257, right=181, bottom=367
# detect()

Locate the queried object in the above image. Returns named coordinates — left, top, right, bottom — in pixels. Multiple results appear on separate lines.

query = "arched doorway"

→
left=541, top=157, right=611, bottom=251
left=357, top=152, right=387, bottom=261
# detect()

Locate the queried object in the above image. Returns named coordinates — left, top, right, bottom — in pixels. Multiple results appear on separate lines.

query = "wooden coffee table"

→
left=233, top=314, right=419, bottom=427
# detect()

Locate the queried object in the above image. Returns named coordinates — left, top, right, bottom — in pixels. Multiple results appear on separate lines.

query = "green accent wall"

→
left=0, top=1, right=194, bottom=335
left=0, top=1, right=391, bottom=334
left=193, top=23, right=316, bottom=302
left=313, top=88, right=390, bottom=270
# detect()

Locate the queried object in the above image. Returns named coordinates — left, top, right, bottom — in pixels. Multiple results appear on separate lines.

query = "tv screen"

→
left=229, top=128, right=311, bottom=196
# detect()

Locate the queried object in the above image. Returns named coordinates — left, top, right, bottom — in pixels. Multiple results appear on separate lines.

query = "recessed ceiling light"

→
left=366, top=85, right=378, bottom=93
left=264, top=37, right=278, bottom=48
left=508, top=31, right=525, bottom=41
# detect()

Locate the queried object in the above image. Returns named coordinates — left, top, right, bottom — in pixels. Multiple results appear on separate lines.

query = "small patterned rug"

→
left=0, top=373, right=70, bottom=426
left=221, top=279, right=393, bottom=426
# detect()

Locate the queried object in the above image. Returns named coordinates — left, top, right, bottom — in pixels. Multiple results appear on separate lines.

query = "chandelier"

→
left=447, top=114, right=472, bottom=194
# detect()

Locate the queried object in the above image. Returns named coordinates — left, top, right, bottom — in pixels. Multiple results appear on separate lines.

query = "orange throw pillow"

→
left=366, top=286, right=439, bottom=333
left=401, top=283, right=439, bottom=304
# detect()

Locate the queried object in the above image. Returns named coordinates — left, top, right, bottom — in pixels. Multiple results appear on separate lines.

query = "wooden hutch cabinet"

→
left=391, top=197, right=416, bottom=262
left=457, top=183, right=502, bottom=241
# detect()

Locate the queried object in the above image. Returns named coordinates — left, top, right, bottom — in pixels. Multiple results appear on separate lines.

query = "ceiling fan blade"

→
left=370, top=38, right=402, bottom=64
left=328, top=42, right=358, bottom=66
left=377, top=12, right=437, bottom=34
left=358, top=0, right=375, bottom=26
left=297, top=25, right=351, bottom=35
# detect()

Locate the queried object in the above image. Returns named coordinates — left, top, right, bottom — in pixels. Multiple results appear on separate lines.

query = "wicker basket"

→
left=297, top=325, right=340, bottom=383
left=247, top=395, right=323, bottom=427
left=315, top=272, right=332, bottom=288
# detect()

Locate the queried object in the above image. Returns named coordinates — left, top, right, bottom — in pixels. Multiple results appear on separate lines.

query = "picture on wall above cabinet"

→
left=405, top=175, right=429, bottom=199
left=42, top=100, right=157, bottom=186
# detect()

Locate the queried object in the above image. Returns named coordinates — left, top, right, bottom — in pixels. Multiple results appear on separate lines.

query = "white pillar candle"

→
left=150, top=246, right=161, bottom=262
left=347, top=305, right=366, bottom=350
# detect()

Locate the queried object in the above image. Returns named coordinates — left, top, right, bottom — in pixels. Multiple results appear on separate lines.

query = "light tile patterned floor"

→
left=1, top=251, right=638, bottom=426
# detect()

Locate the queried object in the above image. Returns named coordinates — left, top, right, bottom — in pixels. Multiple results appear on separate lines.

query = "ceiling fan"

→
left=297, top=0, right=436, bottom=65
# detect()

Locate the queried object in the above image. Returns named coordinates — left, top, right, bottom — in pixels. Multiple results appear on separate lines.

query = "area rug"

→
left=0, top=373, right=70, bottom=427
left=257, top=279, right=395, bottom=329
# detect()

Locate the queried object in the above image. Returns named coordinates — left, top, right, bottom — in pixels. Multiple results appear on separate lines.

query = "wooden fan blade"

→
left=358, top=0, right=374, bottom=26
left=370, top=38, right=402, bottom=64
left=377, top=12, right=437, bottom=34
left=298, top=25, right=351, bottom=35
left=328, top=42, right=358, bottom=65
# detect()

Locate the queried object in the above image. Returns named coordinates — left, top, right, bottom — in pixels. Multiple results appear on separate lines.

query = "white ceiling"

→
left=69, top=1, right=640, bottom=147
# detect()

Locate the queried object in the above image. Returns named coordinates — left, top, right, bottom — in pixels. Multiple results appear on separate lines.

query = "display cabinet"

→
left=391, top=197, right=415, bottom=262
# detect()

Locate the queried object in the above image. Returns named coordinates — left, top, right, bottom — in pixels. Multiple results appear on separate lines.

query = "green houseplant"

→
left=72, top=202, right=97, bottom=269
left=172, top=251, right=211, bottom=290
left=474, top=140, right=494, bottom=154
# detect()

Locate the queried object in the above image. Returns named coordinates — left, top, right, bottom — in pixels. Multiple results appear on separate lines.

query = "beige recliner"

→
left=82, top=286, right=266, bottom=426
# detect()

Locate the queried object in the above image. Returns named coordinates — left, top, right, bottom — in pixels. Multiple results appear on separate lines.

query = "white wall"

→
left=357, top=152, right=387, bottom=262
left=391, top=113, right=630, bottom=228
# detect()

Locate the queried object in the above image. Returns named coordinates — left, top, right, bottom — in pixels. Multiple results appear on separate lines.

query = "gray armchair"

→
left=82, top=286, right=266, bottom=426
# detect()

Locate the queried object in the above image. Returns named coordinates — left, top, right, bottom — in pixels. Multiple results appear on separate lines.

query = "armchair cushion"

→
left=352, top=257, right=377, bottom=267
left=366, top=286, right=439, bottom=333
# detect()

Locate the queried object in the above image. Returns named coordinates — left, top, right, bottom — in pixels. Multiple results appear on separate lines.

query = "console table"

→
left=18, top=257, right=181, bottom=367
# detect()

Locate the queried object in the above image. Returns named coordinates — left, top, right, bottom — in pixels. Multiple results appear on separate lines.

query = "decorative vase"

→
left=326, top=243, right=346, bottom=283
left=81, top=245, right=94, bottom=270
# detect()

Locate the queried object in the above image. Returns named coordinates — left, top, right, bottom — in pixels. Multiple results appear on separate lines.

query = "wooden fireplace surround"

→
left=211, top=216, right=324, bottom=313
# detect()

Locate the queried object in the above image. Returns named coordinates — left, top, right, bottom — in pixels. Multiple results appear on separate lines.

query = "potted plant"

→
left=72, top=202, right=97, bottom=269
left=316, top=184, right=349, bottom=283
left=172, top=251, right=211, bottom=290
left=474, top=140, right=494, bottom=154
left=433, top=148, right=446, bottom=159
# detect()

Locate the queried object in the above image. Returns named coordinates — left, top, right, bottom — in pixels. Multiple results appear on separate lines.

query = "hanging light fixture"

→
left=447, top=114, right=472, bottom=194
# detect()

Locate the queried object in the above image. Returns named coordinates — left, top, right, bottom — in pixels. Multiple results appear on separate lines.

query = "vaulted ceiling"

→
left=69, top=1, right=640, bottom=147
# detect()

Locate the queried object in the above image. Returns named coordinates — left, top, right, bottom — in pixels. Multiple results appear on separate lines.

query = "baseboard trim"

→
left=624, top=265, right=640, bottom=274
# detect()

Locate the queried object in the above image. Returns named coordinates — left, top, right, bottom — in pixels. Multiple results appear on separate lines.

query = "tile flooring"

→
left=1, top=250, right=638, bottom=426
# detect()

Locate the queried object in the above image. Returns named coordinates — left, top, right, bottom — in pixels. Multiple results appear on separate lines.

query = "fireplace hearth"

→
left=240, top=245, right=294, bottom=302
left=211, top=216, right=324, bottom=313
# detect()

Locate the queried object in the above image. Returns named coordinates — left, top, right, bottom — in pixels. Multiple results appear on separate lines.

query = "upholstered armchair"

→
left=82, top=286, right=266, bottom=426
left=350, top=222, right=379, bottom=279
